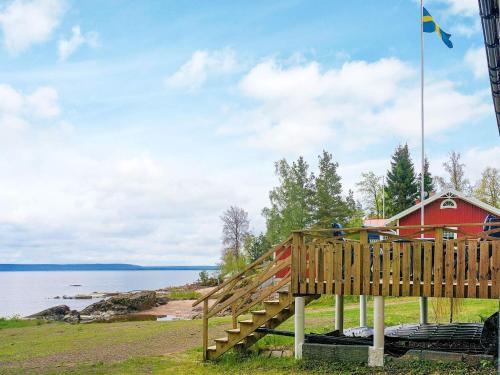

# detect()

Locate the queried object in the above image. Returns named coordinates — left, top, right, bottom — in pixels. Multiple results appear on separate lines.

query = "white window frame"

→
left=440, top=198, right=457, bottom=209
left=443, top=226, right=458, bottom=240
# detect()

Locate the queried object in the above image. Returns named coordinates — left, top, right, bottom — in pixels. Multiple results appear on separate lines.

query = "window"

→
left=443, top=227, right=458, bottom=240
left=440, top=198, right=457, bottom=209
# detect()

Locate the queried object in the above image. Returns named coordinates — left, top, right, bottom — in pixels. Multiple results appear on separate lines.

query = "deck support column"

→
left=420, top=297, right=428, bottom=325
left=335, top=295, right=344, bottom=333
left=368, top=296, right=384, bottom=367
left=359, top=295, right=367, bottom=327
left=294, top=296, right=305, bottom=359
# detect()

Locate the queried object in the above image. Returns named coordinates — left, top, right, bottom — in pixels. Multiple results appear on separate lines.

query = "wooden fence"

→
left=291, top=224, right=500, bottom=299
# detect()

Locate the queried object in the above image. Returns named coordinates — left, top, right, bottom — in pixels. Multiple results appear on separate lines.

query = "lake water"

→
left=0, top=270, right=201, bottom=318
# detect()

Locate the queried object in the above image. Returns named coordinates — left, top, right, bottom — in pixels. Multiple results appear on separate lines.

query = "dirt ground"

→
left=0, top=319, right=230, bottom=373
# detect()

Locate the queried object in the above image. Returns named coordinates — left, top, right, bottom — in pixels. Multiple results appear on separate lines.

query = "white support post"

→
left=294, top=297, right=305, bottom=360
left=359, top=295, right=367, bottom=327
left=335, top=295, right=344, bottom=333
left=368, top=296, right=384, bottom=367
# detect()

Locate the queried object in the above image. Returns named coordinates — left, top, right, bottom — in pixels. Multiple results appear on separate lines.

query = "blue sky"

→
left=0, top=0, right=498, bottom=265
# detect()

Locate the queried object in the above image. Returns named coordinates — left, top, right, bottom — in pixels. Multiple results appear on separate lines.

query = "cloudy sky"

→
left=0, top=0, right=498, bottom=265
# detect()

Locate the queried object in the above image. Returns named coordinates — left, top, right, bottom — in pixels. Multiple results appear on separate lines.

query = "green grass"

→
left=0, top=297, right=498, bottom=374
left=0, top=317, right=49, bottom=329
left=168, top=288, right=201, bottom=300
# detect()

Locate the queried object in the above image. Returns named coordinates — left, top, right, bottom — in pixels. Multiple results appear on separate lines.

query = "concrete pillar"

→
left=368, top=296, right=384, bottom=367
left=420, top=297, right=428, bottom=325
left=359, top=295, right=367, bottom=327
left=294, top=296, right=305, bottom=359
left=335, top=295, right=344, bottom=333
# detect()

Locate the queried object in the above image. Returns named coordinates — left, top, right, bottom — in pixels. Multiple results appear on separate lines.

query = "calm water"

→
left=0, top=270, right=201, bottom=317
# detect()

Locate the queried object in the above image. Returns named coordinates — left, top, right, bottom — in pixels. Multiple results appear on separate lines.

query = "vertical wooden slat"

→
left=372, top=243, right=380, bottom=296
left=413, top=242, right=422, bottom=296
left=468, top=240, right=477, bottom=298
left=299, top=234, right=307, bottom=294
left=362, top=242, right=371, bottom=295
left=456, top=240, right=466, bottom=298
left=479, top=241, right=489, bottom=298
left=291, top=233, right=302, bottom=294
left=335, top=242, right=343, bottom=295
left=353, top=243, right=361, bottom=295
left=392, top=243, right=401, bottom=297
left=344, top=242, right=352, bottom=295
left=382, top=242, right=391, bottom=296
left=434, top=230, right=444, bottom=298
left=325, top=244, right=333, bottom=294
left=445, top=240, right=454, bottom=298
left=317, top=244, right=324, bottom=294
left=402, top=243, right=410, bottom=296
left=492, top=241, right=500, bottom=299
left=308, top=244, right=316, bottom=294
left=423, top=242, right=432, bottom=297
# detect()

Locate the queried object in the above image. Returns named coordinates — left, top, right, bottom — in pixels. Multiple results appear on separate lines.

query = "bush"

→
left=198, top=270, right=222, bottom=287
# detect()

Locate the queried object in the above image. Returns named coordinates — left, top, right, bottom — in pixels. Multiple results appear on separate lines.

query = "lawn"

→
left=0, top=297, right=497, bottom=374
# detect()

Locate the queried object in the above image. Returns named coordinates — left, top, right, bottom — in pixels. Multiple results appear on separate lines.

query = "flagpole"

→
left=419, top=0, right=428, bottom=325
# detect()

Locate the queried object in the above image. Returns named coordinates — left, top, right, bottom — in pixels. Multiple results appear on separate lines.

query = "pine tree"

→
left=311, top=151, right=346, bottom=227
left=417, top=157, right=435, bottom=198
left=386, top=144, right=419, bottom=217
left=262, top=157, right=315, bottom=244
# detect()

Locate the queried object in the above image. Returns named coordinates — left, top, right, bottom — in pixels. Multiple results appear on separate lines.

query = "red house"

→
left=386, top=188, right=500, bottom=239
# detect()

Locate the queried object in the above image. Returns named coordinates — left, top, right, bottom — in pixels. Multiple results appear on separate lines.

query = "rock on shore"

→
left=80, top=291, right=157, bottom=320
left=27, top=305, right=80, bottom=323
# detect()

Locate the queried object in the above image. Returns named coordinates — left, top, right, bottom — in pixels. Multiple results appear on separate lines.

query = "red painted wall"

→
left=275, top=244, right=291, bottom=278
left=399, top=197, right=491, bottom=237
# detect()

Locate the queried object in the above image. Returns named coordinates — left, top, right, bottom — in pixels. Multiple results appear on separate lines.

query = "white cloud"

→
left=465, top=46, right=487, bottom=78
left=0, top=0, right=66, bottom=55
left=0, top=83, right=60, bottom=119
left=165, top=48, right=237, bottom=90
left=433, top=0, right=478, bottom=17
left=229, top=57, right=489, bottom=154
left=58, top=25, right=99, bottom=61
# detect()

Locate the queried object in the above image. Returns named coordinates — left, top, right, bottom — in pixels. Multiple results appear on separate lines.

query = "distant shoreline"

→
left=0, top=264, right=218, bottom=272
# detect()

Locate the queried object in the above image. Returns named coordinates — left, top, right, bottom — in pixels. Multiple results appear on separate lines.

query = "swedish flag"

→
left=423, top=7, right=453, bottom=48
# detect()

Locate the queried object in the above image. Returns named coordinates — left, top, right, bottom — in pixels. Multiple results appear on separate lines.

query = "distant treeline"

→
left=0, top=264, right=218, bottom=272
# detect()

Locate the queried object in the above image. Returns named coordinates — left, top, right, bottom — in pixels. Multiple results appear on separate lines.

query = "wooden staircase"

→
left=193, top=236, right=311, bottom=361
left=207, top=290, right=316, bottom=360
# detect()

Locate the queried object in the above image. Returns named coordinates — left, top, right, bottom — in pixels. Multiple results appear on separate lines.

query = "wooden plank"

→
left=492, top=241, right=500, bottom=299
left=202, top=299, right=208, bottom=360
left=325, top=244, right=333, bottom=294
left=372, top=243, right=380, bottom=296
left=335, top=242, right=343, bottom=295
left=423, top=242, right=432, bottom=297
left=291, top=233, right=301, bottom=295
left=434, top=234, right=444, bottom=298
left=299, top=235, right=307, bottom=295
left=308, top=244, right=316, bottom=294
left=362, top=242, right=371, bottom=295
left=317, top=244, right=324, bottom=294
left=352, top=243, right=361, bottom=295
left=468, top=240, right=477, bottom=298
left=413, top=242, right=422, bottom=296
left=392, top=243, right=401, bottom=297
left=344, top=242, right=352, bottom=295
left=445, top=240, right=454, bottom=298
left=401, top=243, right=410, bottom=296
left=382, top=242, right=391, bottom=296
left=479, top=241, right=489, bottom=298
left=456, top=240, right=466, bottom=298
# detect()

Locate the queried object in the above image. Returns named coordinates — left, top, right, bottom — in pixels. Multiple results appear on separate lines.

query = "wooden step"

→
left=207, top=345, right=216, bottom=351
left=263, top=300, right=280, bottom=305
left=225, top=328, right=240, bottom=334
left=239, top=319, right=255, bottom=325
left=251, top=310, right=267, bottom=315
left=214, top=337, right=228, bottom=343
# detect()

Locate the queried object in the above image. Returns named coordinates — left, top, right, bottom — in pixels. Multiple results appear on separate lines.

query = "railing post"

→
left=203, top=299, right=208, bottom=361
left=359, top=229, right=368, bottom=328
left=231, top=302, right=237, bottom=329
left=292, top=232, right=304, bottom=295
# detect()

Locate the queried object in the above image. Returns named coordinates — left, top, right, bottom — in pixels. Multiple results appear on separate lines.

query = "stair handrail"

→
left=192, top=235, right=292, bottom=308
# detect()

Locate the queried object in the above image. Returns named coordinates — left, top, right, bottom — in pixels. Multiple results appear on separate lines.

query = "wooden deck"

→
left=291, top=224, right=500, bottom=299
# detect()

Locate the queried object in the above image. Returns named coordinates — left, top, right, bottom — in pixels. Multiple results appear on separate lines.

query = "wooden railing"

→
left=291, top=223, right=500, bottom=299
left=192, top=236, right=293, bottom=359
